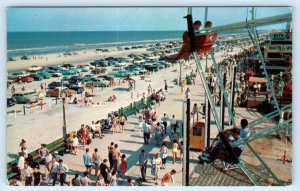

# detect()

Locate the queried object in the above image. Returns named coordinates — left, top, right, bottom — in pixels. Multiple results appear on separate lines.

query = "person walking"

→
left=33, top=167, right=42, bottom=186
left=108, top=142, right=114, bottom=169
left=19, top=139, right=27, bottom=158
left=119, top=154, right=127, bottom=180
left=160, top=143, right=168, bottom=169
left=151, top=153, right=162, bottom=185
left=48, top=157, right=59, bottom=186
left=161, top=169, right=177, bottom=186
left=22, top=163, right=33, bottom=186
left=172, top=140, right=179, bottom=164
left=92, top=148, right=102, bottom=176
left=138, top=150, right=148, bottom=182
left=119, top=115, right=126, bottom=133
left=58, top=159, right=69, bottom=186
left=17, top=152, right=25, bottom=181
left=111, top=144, right=120, bottom=171
left=161, top=114, right=169, bottom=135
left=44, top=150, right=52, bottom=181
left=100, top=159, right=109, bottom=185
left=143, top=121, right=151, bottom=145
left=83, top=148, right=93, bottom=175
left=154, top=123, right=162, bottom=146
left=164, top=80, right=168, bottom=92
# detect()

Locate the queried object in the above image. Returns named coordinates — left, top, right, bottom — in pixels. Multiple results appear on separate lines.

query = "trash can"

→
left=186, top=76, right=192, bottom=85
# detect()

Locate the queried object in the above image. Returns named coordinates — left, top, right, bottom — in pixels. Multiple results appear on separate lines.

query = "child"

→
left=119, top=154, right=127, bottom=180
left=96, top=174, right=105, bottom=186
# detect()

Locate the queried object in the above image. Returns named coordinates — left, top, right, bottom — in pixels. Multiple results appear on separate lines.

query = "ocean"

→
left=7, top=30, right=249, bottom=57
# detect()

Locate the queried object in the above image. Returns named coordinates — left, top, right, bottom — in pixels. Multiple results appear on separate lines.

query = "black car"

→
left=7, top=97, right=17, bottom=107
left=67, top=84, right=84, bottom=94
left=48, top=81, right=63, bottom=89
left=99, top=75, right=114, bottom=82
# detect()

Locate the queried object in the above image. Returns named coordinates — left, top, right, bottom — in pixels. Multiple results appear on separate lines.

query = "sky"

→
left=7, top=7, right=292, bottom=32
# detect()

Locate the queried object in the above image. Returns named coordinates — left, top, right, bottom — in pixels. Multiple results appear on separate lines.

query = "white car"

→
left=115, top=62, right=127, bottom=67
left=27, top=65, right=42, bottom=72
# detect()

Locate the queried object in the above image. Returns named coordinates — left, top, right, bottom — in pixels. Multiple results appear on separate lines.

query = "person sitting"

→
left=204, top=21, right=212, bottom=28
left=73, top=97, right=78, bottom=104
left=78, top=124, right=91, bottom=149
left=108, top=96, right=113, bottom=102
left=112, top=95, right=116, bottom=101
left=199, top=128, right=243, bottom=164
left=182, top=20, right=202, bottom=42
left=90, top=121, right=104, bottom=138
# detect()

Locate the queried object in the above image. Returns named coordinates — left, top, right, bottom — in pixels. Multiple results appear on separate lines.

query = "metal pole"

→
left=179, top=62, right=182, bottom=86
left=186, top=98, right=191, bottom=186
left=62, top=99, right=67, bottom=138
left=221, top=72, right=226, bottom=130
left=23, top=105, right=26, bottom=115
left=231, top=66, right=237, bottom=117
left=204, top=7, right=208, bottom=24
left=182, top=101, right=187, bottom=186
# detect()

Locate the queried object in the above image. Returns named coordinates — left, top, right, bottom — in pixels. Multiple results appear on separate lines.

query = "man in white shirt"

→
left=48, top=158, right=59, bottom=186
left=58, top=159, right=69, bottom=186
left=17, top=152, right=25, bottom=181
left=169, top=115, right=177, bottom=133
left=91, top=121, right=102, bottom=138
left=22, top=163, right=33, bottom=186
left=44, top=150, right=53, bottom=180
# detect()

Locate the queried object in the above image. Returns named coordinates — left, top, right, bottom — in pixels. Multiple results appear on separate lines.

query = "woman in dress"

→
left=119, top=115, right=126, bottom=133
left=92, top=148, right=102, bottom=176
left=172, top=140, right=179, bottom=164
left=160, top=143, right=168, bottom=169
left=151, top=153, right=162, bottom=185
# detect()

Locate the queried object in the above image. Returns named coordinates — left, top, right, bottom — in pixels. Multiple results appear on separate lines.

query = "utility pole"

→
left=62, top=96, right=67, bottom=139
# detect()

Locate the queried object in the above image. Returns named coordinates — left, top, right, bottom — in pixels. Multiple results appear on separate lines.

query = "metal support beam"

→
left=211, top=52, right=236, bottom=126
left=221, top=72, right=226, bottom=130
left=182, top=101, right=187, bottom=186
left=247, top=143, right=283, bottom=185
left=251, top=27, right=282, bottom=117
left=193, top=52, right=222, bottom=132
left=195, top=13, right=291, bottom=35
left=237, top=163, right=260, bottom=186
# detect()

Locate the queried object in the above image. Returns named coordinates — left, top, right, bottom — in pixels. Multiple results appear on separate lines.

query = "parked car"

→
left=115, top=62, right=127, bottom=67
left=46, top=87, right=76, bottom=97
left=86, top=78, right=110, bottom=87
left=30, top=73, right=44, bottom=81
left=67, top=84, right=84, bottom=94
left=52, top=73, right=63, bottom=77
left=12, top=91, right=39, bottom=104
left=14, top=76, right=34, bottom=83
left=37, top=72, right=52, bottom=79
left=114, top=70, right=135, bottom=77
left=48, top=81, right=63, bottom=89
left=98, top=75, right=114, bottom=82
left=7, top=97, right=17, bottom=107
left=8, top=71, right=28, bottom=80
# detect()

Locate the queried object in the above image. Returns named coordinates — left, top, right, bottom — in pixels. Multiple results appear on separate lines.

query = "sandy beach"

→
left=7, top=46, right=149, bottom=72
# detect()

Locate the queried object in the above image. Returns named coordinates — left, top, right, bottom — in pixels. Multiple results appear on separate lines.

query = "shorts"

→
left=85, top=165, right=92, bottom=169
left=120, top=122, right=125, bottom=126
left=162, top=158, right=166, bottom=165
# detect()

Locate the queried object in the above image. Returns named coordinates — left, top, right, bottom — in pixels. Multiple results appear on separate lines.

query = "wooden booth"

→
left=190, top=120, right=205, bottom=151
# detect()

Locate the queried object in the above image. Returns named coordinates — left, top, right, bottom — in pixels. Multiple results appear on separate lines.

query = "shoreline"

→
left=7, top=33, right=249, bottom=73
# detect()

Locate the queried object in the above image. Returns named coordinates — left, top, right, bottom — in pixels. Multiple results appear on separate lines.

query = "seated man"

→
left=90, top=121, right=104, bottom=138
left=200, top=128, right=243, bottom=164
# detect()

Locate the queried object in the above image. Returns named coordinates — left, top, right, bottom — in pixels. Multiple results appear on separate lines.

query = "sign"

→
left=270, top=32, right=292, bottom=41
left=265, top=45, right=292, bottom=53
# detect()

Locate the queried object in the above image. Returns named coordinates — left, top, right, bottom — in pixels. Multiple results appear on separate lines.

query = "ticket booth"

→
left=190, top=120, right=205, bottom=151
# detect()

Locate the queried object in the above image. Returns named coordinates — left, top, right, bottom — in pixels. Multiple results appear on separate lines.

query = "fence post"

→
left=14, top=109, right=17, bottom=118
left=23, top=105, right=26, bottom=115
left=56, top=97, right=58, bottom=104
left=48, top=99, right=51, bottom=109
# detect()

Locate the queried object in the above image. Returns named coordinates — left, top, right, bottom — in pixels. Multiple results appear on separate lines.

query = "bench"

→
left=133, top=100, right=146, bottom=113
left=119, top=104, right=135, bottom=119
left=7, top=160, right=19, bottom=180
left=27, top=138, right=66, bottom=166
